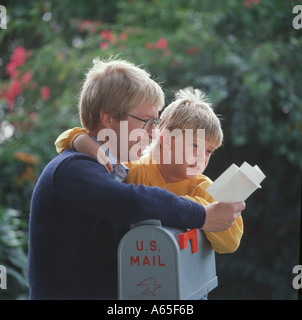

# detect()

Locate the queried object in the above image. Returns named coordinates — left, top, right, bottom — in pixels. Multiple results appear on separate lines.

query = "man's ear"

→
left=99, top=111, right=113, bottom=128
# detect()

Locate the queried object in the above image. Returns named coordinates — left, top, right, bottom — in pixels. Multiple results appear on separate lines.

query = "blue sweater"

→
left=28, top=150, right=206, bottom=299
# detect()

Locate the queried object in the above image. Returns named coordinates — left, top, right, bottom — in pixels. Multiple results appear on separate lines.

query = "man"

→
left=28, top=58, right=245, bottom=299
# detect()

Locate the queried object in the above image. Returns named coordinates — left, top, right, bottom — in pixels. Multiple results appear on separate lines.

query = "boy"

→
left=56, top=87, right=243, bottom=254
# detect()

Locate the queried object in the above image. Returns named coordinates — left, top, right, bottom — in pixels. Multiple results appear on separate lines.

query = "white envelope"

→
left=206, top=162, right=266, bottom=202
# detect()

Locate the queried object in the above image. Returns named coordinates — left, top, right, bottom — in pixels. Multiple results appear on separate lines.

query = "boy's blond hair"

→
left=159, top=87, right=223, bottom=146
left=143, top=87, right=223, bottom=162
left=78, top=57, right=165, bottom=130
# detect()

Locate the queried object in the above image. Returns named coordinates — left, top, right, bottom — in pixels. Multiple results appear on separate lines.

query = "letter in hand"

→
left=201, top=201, right=246, bottom=232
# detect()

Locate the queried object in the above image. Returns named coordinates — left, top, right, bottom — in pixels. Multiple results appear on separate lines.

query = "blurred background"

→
left=0, top=0, right=301, bottom=300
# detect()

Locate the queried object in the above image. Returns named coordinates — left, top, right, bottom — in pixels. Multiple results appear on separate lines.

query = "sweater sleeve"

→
left=52, top=152, right=206, bottom=230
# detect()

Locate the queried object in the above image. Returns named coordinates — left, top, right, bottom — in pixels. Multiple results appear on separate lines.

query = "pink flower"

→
left=243, top=0, right=260, bottom=8
left=119, top=32, right=128, bottom=41
left=100, top=30, right=117, bottom=44
left=171, top=60, right=180, bottom=67
left=6, top=46, right=27, bottom=79
left=29, top=112, right=38, bottom=121
left=78, top=19, right=101, bottom=34
left=185, top=46, right=200, bottom=55
left=6, top=62, right=19, bottom=78
left=21, top=71, right=32, bottom=84
left=156, top=37, right=168, bottom=49
left=4, top=79, right=23, bottom=108
left=77, top=20, right=90, bottom=33
left=11, top=46, right=27, bottom=67
left=99, top=41, right=109, bottom=50
left=82, top=19, right=91, bottom=27
left=100, top=30, right=113, bottom=41
left=41, top=86, right=50, bottom=101
left=145, top=42, right=154, bottom=50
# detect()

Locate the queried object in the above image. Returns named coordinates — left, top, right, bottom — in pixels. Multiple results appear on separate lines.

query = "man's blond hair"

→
left=78, top=57, right=165, bottom=130
left=158, top=87, right=223, bottom=146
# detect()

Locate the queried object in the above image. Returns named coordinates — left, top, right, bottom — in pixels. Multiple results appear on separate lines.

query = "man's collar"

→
left=89, top=135, right=128, bottom=182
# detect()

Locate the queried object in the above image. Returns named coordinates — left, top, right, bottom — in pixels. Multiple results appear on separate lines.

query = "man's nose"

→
left=147, top=124, right=156, bottom=138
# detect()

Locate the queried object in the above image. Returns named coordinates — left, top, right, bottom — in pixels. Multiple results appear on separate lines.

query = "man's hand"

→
left=201, top=201, right=246, bottom=232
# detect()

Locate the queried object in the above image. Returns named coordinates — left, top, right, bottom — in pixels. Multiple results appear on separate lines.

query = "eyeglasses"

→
left=128, top=114, right=160, bottom=130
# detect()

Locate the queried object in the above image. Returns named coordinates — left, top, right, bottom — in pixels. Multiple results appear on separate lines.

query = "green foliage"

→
left=0, top=207, right=28, bottom=300
left=0, top=0, right=301, bottom=299
left=116, top=0, right=302, bottom=166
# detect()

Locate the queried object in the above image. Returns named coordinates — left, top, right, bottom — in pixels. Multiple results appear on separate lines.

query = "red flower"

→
left=21, top=71, right=32, bottom=84
left=100, top=30, right=113, bottom=41
left=11, top=46, right=27, bottom=68
left=243, top=0, right=260, bottom=8
left=4, top=79, right=23, bottom=108
left=41, top=86, right=50, bottom=101
left=99, top=42, right=109, bottom=50
left=119, top=32, right=128, bottom=41
left=6, top=46, right=27, bottom=79
left=6, top=62, right=19, bottom=78
left=185, top=46, right=200, bottom=55
left=78, top=19, right=101, bottom=34
left=29, top=112, right=38, bottom=121
left=145, top=42, right=154, bottom=50
left=171, top=60, right=180, bottom=67
left=156, top=37, right=168, bottom=49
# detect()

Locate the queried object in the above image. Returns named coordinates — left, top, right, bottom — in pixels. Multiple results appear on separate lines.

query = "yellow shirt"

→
left=55, top=127, right=243, bottom=253
left=125, top=158, right=243, bottom=254
left=55, top=127, right=87, bottom=154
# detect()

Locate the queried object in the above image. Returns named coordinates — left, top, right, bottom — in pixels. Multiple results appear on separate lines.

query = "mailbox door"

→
left=118, top=226, right=180, bottom=300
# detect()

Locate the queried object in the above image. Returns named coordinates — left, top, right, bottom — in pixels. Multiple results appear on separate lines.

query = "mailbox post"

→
left=118, top=220, right=218, bottom=300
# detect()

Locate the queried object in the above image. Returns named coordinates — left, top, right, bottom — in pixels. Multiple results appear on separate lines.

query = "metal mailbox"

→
left=118, top=219, right=218, bottom=300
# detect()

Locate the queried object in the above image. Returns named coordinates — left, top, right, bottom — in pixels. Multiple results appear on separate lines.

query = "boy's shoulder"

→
left=124, top=156, right=154, bottom=173
left=190, top=173, right=216, bottom=202
left=193, top=173, right=213, bottom=185
left=186, top=173, right=213, bottom=193
left=123, top=157, right=155, bottom=185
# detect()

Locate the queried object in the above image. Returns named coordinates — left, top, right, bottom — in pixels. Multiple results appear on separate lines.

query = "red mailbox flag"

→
left=178, top=229, right=198, bottom=254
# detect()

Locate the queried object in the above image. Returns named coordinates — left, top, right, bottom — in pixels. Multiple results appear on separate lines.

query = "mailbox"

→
left=118, top=220, right=218, bottom=300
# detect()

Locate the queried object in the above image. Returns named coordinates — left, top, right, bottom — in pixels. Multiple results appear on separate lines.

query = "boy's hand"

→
left=201, top=201, right=245, bottom=232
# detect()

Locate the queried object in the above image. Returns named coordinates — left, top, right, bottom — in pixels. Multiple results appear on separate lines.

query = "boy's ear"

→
left=99, top=111, right=113, bottom=128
